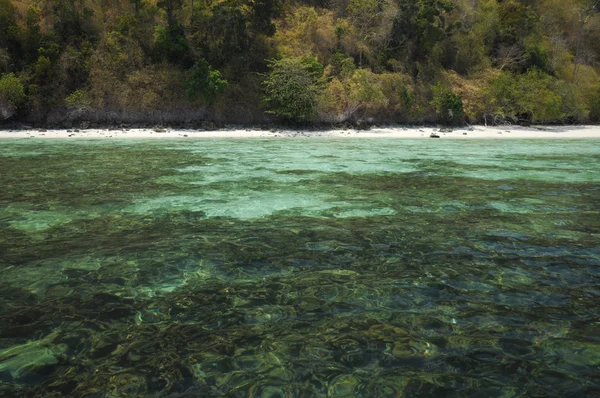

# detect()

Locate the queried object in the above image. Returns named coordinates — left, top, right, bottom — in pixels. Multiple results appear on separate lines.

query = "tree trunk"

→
left=573, top=23, right=584, bottom=78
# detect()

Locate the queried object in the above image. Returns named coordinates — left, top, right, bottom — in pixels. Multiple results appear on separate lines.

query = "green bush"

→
left=486, top=68, right=563, bottom=122
left=263, top=57, right=323, bottom=122
left=431, top=82, right=463, bottom=125
left=0, top=72, right=25, bottom=119
left=186, top=60, right=228, bottom=104
left=0, top=72, right=25, bottom=106
left=154, top=24, right=190, bottom=64
left=34, top=55, right=52, bottom=79
left=330, top=52, right=355, bottom=80
left=65, top=89, right=92, bottom=110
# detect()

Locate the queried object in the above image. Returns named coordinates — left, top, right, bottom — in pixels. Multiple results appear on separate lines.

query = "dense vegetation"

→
left=0, top=0, right=599, bottom=126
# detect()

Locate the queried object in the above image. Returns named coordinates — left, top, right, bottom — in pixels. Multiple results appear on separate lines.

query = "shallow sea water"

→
left=0, top=138, right=599, bottom=397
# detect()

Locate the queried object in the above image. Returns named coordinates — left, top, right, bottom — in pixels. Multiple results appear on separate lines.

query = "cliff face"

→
left=1, top=101, right=15, bottom=121
left=21, top=107, right=270, bottom=129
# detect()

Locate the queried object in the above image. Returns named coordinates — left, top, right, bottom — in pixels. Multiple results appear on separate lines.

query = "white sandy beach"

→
left=1, top=125, right=600, bottom=139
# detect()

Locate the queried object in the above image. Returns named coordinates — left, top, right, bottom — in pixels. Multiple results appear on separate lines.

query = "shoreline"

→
left=1, top=125, right=600, bottom=139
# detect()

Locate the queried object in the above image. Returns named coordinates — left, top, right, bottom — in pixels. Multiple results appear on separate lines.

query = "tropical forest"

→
left=1, top=0, right=600, bottom=126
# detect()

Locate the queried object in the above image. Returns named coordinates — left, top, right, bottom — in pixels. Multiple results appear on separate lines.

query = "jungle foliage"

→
left=0, top=0, right=599, bottom=125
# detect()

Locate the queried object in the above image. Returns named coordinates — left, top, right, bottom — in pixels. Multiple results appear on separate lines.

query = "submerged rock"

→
left=0, top=337, right=67, bottom=382
left=107, top=373, right=147, bottom=397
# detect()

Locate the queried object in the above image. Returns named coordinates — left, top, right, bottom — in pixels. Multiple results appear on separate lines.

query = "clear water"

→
left=0, top=138, right=599, bottom=397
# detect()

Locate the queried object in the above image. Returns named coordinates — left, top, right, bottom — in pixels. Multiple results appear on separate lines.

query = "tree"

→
left=250, top=0, right=281, bottom=37
left=186, top=59, right=228, bottom=104
left=190, top=2, right=250, bottom=67
left=0, top=0, right=22, bottom=60
left=346, top=0, right=380, bottom=65
left=431, top=82, right=463, bottom=125
left=50, top=0, right=97, bottom=46
left=390, top=0, right=457, bottom=63
left=486, top=69, right=564, bottom=123
left=157, top=0, right=184, bottom=28
left=155, top=24, right=190, bottom=65
left=130, top=0, right=142, bottom=14
left=0, top=72, right=25, bottom=119
left=263, top=57, right=323, bottom=122
left=573, top=0, right=600, bottom=78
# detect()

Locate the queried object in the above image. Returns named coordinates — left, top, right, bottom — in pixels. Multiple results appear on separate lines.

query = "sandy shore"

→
left=1, top=125, right=600, bottom=139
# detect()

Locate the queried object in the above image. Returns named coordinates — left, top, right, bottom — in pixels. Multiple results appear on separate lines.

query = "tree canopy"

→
left=0, top=0, right=598, bottom=125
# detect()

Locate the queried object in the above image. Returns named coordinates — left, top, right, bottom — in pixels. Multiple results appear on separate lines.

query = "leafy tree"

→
left=130, top=0, right=143, bottom=14
left=191, top=2, right=250, bottom=67
left=573, top=0, right=600, bottom=78
left=154, top=24, right=190, bottom=64
left=250, top=0, right=281, bottom=37
left=391, top=0, right=457, bottom=63
left=431, top=82, right=463, bottom=124
left=347, top=68, right=387, bottom=116
left=495, top=0, right=539, bottom=46
left=263, top=57, right=323, bottom=122
left=486, top=69, right=563, bottom=122
left=186, top=59, right=228, bottom=104
left=34, top=55, right=52, bottom=80
left=65, top=89, right=91, bottom=108
left=346, top=0, right=380, bottom=64
left=0, top=0, right=22, bottom=60
left=157, top=0, right=184, bottom=28
left=50, top=0, right=97, bottom=45
left=330, top=51, right=355, bottom=80
left=0, top=72, right=25, bottom=119
left=65, top=88, right=92, bottom=117
left=0, top=0, right=17, bottom=42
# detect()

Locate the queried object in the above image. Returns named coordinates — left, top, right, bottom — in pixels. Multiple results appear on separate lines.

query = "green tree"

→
left=431, top=82, right=463, bottom=125
left=186, top=59, right=228, bottom=104
left=263, top=57, right=323, bottom=122
left=250, top=0, right=281, bottom=37
left=50, top=0, right=97, bottom=45
left=573, top=0, right=600, bottom=78
left=0, top=0, right=22, bottom=61
left=190, top=2, right=250, bottom=67
left=486, top=69, right=564, bottom=122
left=157, top=0, right=184, bottom=28
left=390, top=0, right=457, bottom=63
left=154, top=24, right=190, bottom=64
left=0, top=72, right=25, bottom=119
left=65, top=88, right=91, bottom=110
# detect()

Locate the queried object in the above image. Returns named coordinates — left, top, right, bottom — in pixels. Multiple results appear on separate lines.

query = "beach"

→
left=1, top=125, right=600, bottom=139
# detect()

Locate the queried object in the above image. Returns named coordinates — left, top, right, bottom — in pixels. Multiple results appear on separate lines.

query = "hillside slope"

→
left=1, top=0, right=599, bottom=126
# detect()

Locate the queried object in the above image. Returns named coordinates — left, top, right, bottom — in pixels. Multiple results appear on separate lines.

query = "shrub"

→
left=431, top=82, right=463, bottom=125
left=330, top=51, right=355, bottom=80
left=263, top=57, right=323, bottom=122
left=65, top=89, right=92, bottom=110
left=0, top=72, right=25, bottom=119
left=347, top=69, right=387, bottom=116
left=486, top=68, right=563, bottom=122
left=154, top=24, right=190, bottom=65
left=186, top=60, right=228, bottom=104
left=0, top=72, right=25, bottom=105
left=35, top=55, right=52, bottom=79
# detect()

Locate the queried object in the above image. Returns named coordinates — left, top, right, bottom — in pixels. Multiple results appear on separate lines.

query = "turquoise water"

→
left=0, top=138, right=599, bottom=397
